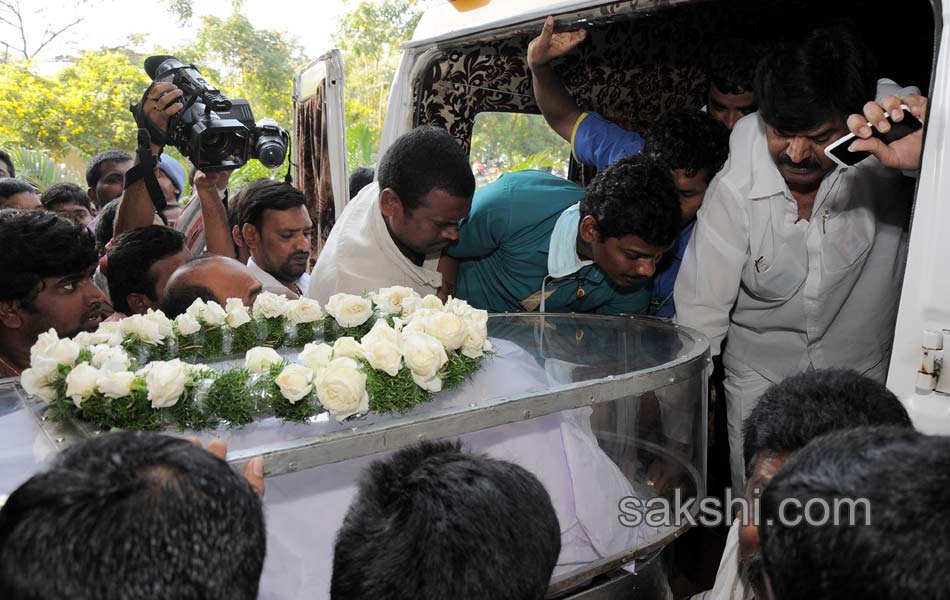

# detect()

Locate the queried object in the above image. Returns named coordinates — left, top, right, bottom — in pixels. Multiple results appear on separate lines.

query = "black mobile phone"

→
left=824, top=105, right=922, bottom=167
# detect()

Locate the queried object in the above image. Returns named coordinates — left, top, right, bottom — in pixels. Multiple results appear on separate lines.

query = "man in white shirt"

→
left=674, top=27, right=927, bottom=490
left=307, top=126, right=475, bottom=304
left=236, top=179, right=313, bottom=298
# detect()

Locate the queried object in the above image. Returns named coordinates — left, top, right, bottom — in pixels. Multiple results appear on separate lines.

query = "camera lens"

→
left=257, top=140, right=286, bottom=168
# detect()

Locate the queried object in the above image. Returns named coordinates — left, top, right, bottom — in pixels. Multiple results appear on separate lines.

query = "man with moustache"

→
left=674, top=27, right=925, bottom=490
left=234, top=179, right=312, bottom=298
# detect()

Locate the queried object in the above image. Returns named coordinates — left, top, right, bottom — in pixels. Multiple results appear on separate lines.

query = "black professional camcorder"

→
left=143, top=55, right=290, bottom=171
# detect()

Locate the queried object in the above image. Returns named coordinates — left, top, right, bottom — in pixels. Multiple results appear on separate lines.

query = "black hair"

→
left=94, top=197, right=121, bottom=255
left=0, top=210, right=98, bottom=304
left=0, top=149, right=14, bottom=177
left=106, top=225, right=186, bottom=315
left=644, top=110, right=730, bottom=181
left=743, top=369, right=912, bottom=476
left=0, top=177, right=36, bottom=202
left=85, top=150, right=132, bottom=188
left=331, top=440, right=561, bottom=600
left=0, top=430, right=265, bottom=600
left=39, top=182, right=94, bottom=212
left=760, top=426, right=950, bottom=600
left=376, top=126, right=475, bottom=211
left=755, top=27, right=877, bottom=132
left=706, top=38, right=760, bottom=95
left=348, top=166, right=375, bottom=200
left=232, top=178, right=308, bottom=230
left=579, top=154, right=680, bottom=246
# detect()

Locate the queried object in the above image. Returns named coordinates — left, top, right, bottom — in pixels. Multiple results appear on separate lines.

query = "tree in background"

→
left=333, top=0, right=426, bottom=169
left=0, top=51, right=147, bottom=158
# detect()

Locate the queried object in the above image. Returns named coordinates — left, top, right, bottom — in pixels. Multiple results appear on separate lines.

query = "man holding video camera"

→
left=673, top=27, right=926, bottom=492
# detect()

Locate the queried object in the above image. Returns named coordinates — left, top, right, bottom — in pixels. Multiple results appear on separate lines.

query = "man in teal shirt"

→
left=450, top=155, right=680, bottom=314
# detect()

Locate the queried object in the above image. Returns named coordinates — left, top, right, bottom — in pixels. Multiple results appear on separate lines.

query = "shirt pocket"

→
left=821, top=207, right=874, bottom=273
left=742, top=218, right=807, bottom=302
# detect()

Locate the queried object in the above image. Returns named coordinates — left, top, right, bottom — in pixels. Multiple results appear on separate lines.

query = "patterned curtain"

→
left=294, top=86, right=335, bottom=260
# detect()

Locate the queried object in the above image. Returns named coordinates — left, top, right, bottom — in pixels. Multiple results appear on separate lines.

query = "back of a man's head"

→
left=579, top=154, right=680, bottom=247
left=94, top=197, right=121, bottom=253
left=743, top=369, right=912, bottom=475
left=707, top=38, right=760, bottom=96
left=760, top=426, right=950, bottom=600
left=0, top=430, right=266, bottom=600
left=755, top=27, right=876, bottom=132
left=376, top=126, right=475, bottom=211
left=106, top=225, right=186, bottom=315
left=331, top=440, right=561, bottom=600
left=644, top=110, right=730, bottom=181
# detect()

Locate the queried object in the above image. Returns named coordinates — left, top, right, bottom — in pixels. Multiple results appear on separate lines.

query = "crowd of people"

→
left=0, top=13, right=947, bottom=600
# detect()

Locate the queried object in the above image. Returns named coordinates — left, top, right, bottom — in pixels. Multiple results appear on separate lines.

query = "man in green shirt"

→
left=450, top=155, right=680, bottom=314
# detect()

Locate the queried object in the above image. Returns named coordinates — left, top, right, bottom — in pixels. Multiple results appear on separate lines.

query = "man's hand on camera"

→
left=194, top=169, right=231, bottom=197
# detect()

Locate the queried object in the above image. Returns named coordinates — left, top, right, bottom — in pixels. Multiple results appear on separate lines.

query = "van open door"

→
left=293, top=49, right=348, bottom=257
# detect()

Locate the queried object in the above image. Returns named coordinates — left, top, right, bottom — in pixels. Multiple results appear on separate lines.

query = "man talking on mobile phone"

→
left=673, top=26, right=927, bottom=493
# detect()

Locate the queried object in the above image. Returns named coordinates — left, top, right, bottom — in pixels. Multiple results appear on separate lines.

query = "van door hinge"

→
left=917, top=330, right=950, bottom=394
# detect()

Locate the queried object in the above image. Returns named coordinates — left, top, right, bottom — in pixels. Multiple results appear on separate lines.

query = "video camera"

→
left=143, top=55, right=290, bottom=171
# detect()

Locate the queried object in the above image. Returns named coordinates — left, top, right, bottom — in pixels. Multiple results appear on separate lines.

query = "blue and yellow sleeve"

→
left=571, top=111, right=646, bottom=171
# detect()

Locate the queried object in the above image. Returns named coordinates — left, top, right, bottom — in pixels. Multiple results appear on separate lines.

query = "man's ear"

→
left=126, top=293, right=154, bottom=316
left=241, top=223, right=261, bottom=250
left=0, top=300, right=23, bottom=329
left=231, top=225, right=244, bottom=247
left=578, top=215, right=601, bottom=244
left=379, top=188, right=403, bottom=218
left=86, top=187, right=98, bottom=209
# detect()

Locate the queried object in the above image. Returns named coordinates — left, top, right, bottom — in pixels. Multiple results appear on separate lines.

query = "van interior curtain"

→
left=294, top=85, right=335, bottom=260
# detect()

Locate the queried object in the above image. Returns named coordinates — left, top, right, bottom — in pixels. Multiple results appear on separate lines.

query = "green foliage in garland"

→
left=323, top=314, right=375, bottom=343
left=111, top=380, right=162, bottom=431
left=264, top=317, right=286, bottom=347
left=440, top=352, right=483, bottom=391
left=80, top=395, right=115, bottom=430
left=365, top=365, right=431, bottom=414
left=205, top=369, right=255, bottom=427
left=232, top=321, right=265, bottom=355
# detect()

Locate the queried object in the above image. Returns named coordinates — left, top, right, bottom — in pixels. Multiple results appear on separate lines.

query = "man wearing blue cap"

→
left=157, top=154, right=186, bottom=227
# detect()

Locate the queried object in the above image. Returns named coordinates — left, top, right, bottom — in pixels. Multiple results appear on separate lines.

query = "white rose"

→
left=175, top=313, right=201, bottom=336
left=275, top=363, right=314, bottom=403
left=30, top=339, right=82, bottom=367
left=29, top=329, right=60, bottom=359
left=443, top=296, right=473, bottom=317
left=201, top=301, right=228, bottom=327
left=145, top=359, right=187, bottom=409
left=120, top=314, right=163, bottom=343
left=65, top=363, right=99, bottom=408
left=91, top=345, right=131, bottom=373
left=332, top=336, right=364, bottom=360
left=399, top=295, right=421, bottom=318
left=97, top=370, right=136, bottom=399
left=253, top=291, right=289, bottom=319
left=423, top=312, right=467, bottom=350
left=287, top=297, right=323, bottom=325
left=467, top=308, right=489, bottom=329
left=314, top=357, right=369, bottom=421
left=420, top=294, right=444, bottom=311
left=298, top=342, right=333, bottom=371
left=245, top=346, right=284, bottom=374
left=20, top=367, right=58, bottom=402
left=362, top=338, right=402, bottom=377
left=225, top=298, right=246, bottom=313
left=400, top=315, right=429, bottom=337
left=461, top=319, right=491, bottom=359
left=371, top=286, right=418, bottom=315
left=362, top=319, right=400, bottom=347
left=186, top=298, right=208, bottom=320
left=325, top=293, right=373, bottom=328
left=226, top=304, right=252, bottom=329
left=401, top=331, right=448, bottom=382
left=94, top=322, right=124, bottom=346
left=144, top=309, right=175, bottom=338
